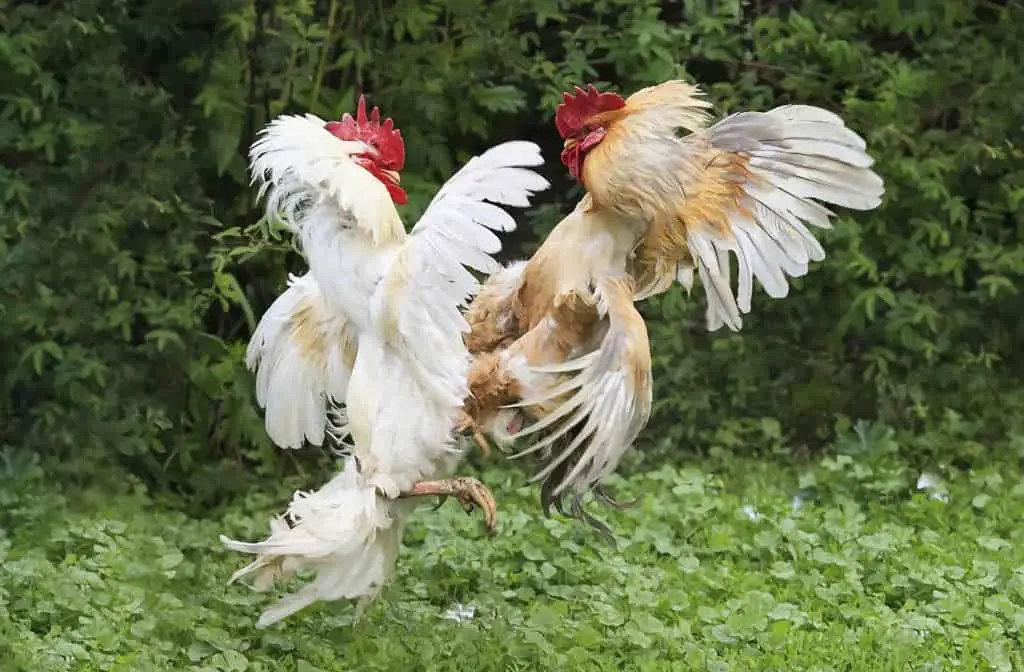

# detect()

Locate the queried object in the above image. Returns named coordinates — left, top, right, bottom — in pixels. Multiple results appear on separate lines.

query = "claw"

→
left=472, top=427, right=492, bottom=459
left=455, top=411, right=492, bottom=460
left=401, top=477, right=498, bottom=534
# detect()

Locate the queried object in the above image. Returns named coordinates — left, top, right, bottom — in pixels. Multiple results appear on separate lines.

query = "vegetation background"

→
left=2, top=0, right=1022, bottom=669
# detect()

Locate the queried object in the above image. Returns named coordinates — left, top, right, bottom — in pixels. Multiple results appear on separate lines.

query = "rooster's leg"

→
left=400, top=477, right=497, bottom=533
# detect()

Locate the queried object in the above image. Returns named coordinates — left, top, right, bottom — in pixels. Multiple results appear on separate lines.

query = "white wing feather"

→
left=379, top=141, right=550, bottom=408
left=245, top=272, right=357, bottom=450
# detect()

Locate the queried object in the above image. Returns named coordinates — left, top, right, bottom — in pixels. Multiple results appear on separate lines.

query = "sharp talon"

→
left=458, top=477, right=498, bottom=535
left=430, top=495, right=448, bottom=511
left=473, top=428, right=492, bottom=459
left=401, top=476, right=498, bottom=534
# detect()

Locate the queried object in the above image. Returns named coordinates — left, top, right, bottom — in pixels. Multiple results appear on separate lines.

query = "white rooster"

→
left=219, top=97, right=549, bottom=627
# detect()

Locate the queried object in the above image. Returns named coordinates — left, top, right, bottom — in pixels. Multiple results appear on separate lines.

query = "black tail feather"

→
left=535, top=446, right=626, bottom=547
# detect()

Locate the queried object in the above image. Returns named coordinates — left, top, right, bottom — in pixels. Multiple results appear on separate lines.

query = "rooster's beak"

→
left=562, top=137, right=577, bottom=151
left=382, top=169, right=401, bottom=184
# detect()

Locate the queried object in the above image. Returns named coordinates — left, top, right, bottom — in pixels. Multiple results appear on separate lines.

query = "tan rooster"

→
left=460, top=80, right=885, bottom=529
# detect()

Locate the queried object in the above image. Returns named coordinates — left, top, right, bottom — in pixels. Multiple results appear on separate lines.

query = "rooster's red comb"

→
left=554, top=84, right=626, bottom=139
left=325, top=94, right=405, bottom=170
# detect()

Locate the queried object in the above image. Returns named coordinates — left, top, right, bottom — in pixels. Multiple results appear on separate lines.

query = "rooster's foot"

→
left=402, top=477, right=497, bottom=534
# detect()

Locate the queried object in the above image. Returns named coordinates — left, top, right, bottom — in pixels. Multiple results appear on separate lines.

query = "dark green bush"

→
left=2, top=0, right=1021, bottom=500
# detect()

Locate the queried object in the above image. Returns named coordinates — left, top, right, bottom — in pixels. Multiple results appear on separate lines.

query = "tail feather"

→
left=220, top=459, right=406, bottom=628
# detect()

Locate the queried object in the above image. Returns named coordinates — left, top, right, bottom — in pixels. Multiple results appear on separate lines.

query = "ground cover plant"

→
left=4, top=422, right=1024, bottom=670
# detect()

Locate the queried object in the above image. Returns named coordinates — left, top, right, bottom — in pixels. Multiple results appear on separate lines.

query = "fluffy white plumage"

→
left=245, top=271, right=356, bottom=450
left=222, top=460, right=408, bottom=627
left=221, top=112, right=548, bottom=626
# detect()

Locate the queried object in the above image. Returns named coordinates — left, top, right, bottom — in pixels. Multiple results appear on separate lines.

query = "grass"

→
left=3, top=422, right=1024, bottom=671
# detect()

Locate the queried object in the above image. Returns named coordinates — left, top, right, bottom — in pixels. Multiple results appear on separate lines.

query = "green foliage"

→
left=0, top=0, right=274, bottom=499
left=3, top=0, right=1022, bottom=490
left=5, top=436, right=1024, bottom=670
left=639, top=0, right=1024, bottom=462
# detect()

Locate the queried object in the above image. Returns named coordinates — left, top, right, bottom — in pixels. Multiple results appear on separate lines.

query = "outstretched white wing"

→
left=377, top=141, right=550, bottom=408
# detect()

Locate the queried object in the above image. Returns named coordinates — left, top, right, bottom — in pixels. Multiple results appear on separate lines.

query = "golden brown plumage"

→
left=460, top=199, right=653, bottom=525
left=460, top=78, right=885, bottom=528
left=566, top=80, right=885, bottom=323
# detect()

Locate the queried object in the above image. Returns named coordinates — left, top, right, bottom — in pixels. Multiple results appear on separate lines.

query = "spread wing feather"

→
left=504, top=276, right=653, bottom=497
left=245, top=272, right=358, bottom=450
left=671, top=104, right=884, bottom=331
left=381, top=141, right=550, bottom=408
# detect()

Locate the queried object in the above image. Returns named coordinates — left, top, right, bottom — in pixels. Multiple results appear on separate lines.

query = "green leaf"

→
left=145, top=329, right=186, bottom=353
left=210, top=115, right=244, bottom=178
left=471, top=85, right=527, bottom=113
left=159, top=549, right=184, bottom=570
left=977, top=536, right=1011, bottom=552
